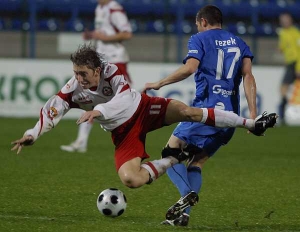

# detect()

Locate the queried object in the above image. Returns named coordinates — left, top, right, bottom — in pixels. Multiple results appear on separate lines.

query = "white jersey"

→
left=95, top=1, right=132, bottom=63
left=24, top=63, right=141, bottom=142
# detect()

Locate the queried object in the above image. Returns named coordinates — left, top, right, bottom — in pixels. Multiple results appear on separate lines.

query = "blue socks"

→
left=167, top=163, right=191, bottom=196
left=185, top=166, right=202, bottom=214
left=167, top=164, right=202, bottom=215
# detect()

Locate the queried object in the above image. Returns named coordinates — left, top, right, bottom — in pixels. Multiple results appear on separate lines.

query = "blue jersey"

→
left=173, top=29, right=253, bottom=139
left=183, top=29, right=253, bottom=114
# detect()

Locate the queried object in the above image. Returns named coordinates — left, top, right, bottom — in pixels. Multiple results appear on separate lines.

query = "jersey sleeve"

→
left=23, top=95, right=70, bottom=142
left=23, top=78, right=77, bottom=142
left=110, top=70, right=130, bottom=94
left=94, top=70, right=132, bottom=120
left=110, top=10, right=132, bottom=33
left=56, top=76, right=80, bottom=108
left=183, top=34, right=204, bottom=64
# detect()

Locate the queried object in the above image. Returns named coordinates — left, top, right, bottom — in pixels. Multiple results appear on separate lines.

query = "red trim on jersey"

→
left=205, top=108, right=216, bottom=126
left=243, top=118, right=246, bottom=126
left=120, top=84, right=130, bottom=93
left=110, top=9, right=125, bottom=14
left=57, top=91, right=72, bottom=104
left=115, top=63, right=131, bottom=84
left=111, top=24, right=119, bottom=33
left=109, top=9, right=125, bottom=33
left=145, top=162, right=159, bottom=179
left=57, top=91, right=80, bottom=108
left=105, top=69, right=123, bottom=83
left=38, top=109, right=44, bottom=136
left=109, top=9, right=127, bottom=33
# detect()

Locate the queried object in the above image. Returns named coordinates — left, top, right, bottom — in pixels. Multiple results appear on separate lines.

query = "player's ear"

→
left=95, top=67, right=101, bottom=76
left=201, top=18, right=208, bottom=28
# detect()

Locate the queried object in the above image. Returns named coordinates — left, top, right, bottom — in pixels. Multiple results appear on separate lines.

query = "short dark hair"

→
left=196, top=5, right=223, bottom=26
left=70, top=44, right=107, bottom=70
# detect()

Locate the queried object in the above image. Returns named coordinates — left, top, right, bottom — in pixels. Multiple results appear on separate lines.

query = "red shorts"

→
left=114, top=63, right=132, bottom=84
left=112, top=94, right=171, bottom=171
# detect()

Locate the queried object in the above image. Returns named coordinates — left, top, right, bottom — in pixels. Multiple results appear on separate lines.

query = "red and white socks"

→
left=201, top=108, right=255, bottom=130
left=141, top=157, right=178, bottom=183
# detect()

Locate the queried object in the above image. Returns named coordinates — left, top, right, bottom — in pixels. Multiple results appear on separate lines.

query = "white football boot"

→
left=60, top=141, right=87, bottom=153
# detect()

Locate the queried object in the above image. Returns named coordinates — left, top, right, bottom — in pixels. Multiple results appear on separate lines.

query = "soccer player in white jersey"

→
left=11, top=45, right=277, bottom=190
left=60, top=0, right=132, bottom=153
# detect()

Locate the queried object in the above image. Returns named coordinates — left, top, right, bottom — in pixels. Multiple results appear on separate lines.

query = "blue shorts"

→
left=173, top=122, right=235, bottom=157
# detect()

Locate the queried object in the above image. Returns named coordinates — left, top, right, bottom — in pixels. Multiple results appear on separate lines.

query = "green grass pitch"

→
left=0, top=118, right=299, bottom=232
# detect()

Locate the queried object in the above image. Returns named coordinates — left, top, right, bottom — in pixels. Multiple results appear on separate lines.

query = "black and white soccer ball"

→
left=97, top=188, right=127, bottom=217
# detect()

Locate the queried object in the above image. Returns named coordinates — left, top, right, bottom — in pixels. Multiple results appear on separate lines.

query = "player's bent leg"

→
left=166, top=134, right=187, bottom=149
left=164, top=100, right=203, bottom=125
left=120, top=140, right=191, bottom=187
left=118, top=155, right=182, bottom=188
left=60, top=121, right=93, bottom=153
left=140, top=155, right=183, bottom=184
left=164, top=100, right=275, bottom=131
left=118, top=157, right=151, bottom=188
left=60, top=140, right=87, bottom=153
left=161, top=145, right=189, bottom=162
left=165, top=150, right=208, bottom=221
left=186, top=147, right=209, bottom=169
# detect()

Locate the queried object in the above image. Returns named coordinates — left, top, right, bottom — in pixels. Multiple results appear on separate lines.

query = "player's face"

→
left=279, top=14, right=293, bottom=28
left=73, top=64, right=101, bottom=89
left=98, top=0, right=110, bottom=5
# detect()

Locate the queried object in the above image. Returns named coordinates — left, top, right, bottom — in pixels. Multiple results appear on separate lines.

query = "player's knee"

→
left=184, top=144, right=208, bottom=167
left=119, top=173, right=142, bottom=189
left=161, top=145, right=182, bottom=158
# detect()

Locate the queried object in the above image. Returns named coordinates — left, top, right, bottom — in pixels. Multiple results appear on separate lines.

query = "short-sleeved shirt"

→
left=177, top=29, right=253, bottom=136
left=95, top=1, right=132, bottom=63
left=278, top=26, right=300, bottom=65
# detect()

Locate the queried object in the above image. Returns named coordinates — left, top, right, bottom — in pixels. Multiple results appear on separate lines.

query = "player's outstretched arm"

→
left=142, top=58, right=199, bottom=93
left=11, top=135, right=34, bottom=154
left=242, top=58, right=257, bottom=120
left=11, top=95, right=70, bottom=154
left=142, top=82, right=162, bottom=93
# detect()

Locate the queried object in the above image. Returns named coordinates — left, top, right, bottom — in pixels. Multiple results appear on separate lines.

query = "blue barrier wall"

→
left=0, top=0, right=299, bottom=59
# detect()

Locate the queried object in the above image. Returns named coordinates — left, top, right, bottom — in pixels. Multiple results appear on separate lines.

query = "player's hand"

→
left=77, top=110, right=101, bottom=125
left=11, top=135, right=34, bottom=154
left=92, top=31, right=109, bottom=41
left=141, top=82, right=161, bottom=93
left=82, top=29, right=93, bottom=40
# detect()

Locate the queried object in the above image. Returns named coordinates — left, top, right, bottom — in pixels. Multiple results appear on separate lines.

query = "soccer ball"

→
left=285, top=104, right=300, bottom=126
left=96, top=188, right=127, bottom=217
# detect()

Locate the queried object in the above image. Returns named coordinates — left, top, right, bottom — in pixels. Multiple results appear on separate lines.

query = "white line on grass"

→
left=0, top=214, right=76, bottom=222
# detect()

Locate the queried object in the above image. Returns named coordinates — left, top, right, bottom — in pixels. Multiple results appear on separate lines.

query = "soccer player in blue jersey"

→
left=143, top=5, right=275, bottom=226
